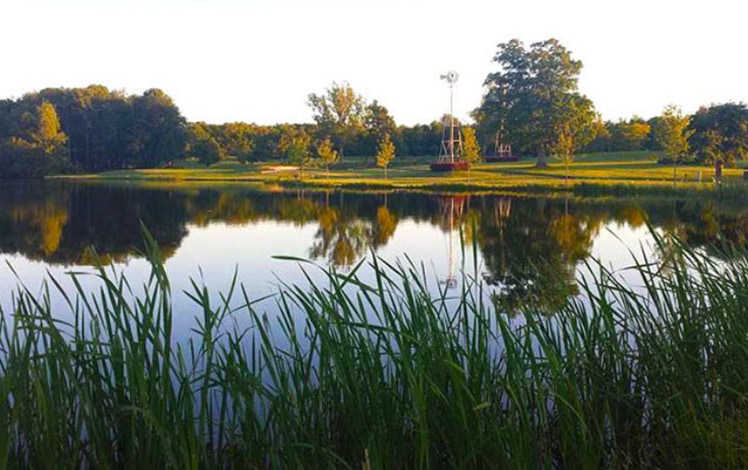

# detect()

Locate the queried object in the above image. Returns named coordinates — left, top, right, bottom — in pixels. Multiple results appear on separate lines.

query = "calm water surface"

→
left=1, top=181, right=746, bottom=337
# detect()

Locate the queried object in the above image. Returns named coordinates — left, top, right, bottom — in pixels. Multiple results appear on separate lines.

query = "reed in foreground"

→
left=2, top=232, right=748, bottom=468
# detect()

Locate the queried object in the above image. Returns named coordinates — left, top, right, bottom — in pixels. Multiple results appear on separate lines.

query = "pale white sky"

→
left=2, top=0, right=746, bottom=125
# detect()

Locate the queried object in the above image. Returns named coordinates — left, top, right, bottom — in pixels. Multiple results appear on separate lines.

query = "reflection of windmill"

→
left=431, top=71, right=470, bottom=172
left=493, top=196, right=512, bottom=278
left=494, top=196, right=512, bottom=223
left=437, top=195, right=467, bottom=288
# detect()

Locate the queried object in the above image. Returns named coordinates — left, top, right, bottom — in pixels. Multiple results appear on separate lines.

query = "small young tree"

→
left=462, top=127, right=481, bottom=181
left=376, top=133, right=396, bottom=179
left=279, top=125, right=312, bottom=180
left=654, top=104, right=693, bottom=184
left=316, top=136, right=339, bottom=178
left=554, top=127, right=575, bottom=182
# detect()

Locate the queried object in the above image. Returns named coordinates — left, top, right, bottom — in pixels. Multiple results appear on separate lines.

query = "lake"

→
left=1, top=180, right=746, bottom=334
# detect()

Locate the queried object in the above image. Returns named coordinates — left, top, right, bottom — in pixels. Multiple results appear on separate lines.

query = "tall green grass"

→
left=2, top=231, right=748, bottom=467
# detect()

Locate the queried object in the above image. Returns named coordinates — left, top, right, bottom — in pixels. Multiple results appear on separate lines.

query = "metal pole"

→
left=448, top=198, right=455, bottom=287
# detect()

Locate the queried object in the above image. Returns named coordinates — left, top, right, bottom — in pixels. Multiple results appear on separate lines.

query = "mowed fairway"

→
left=67, top=151, right=748, bottom=193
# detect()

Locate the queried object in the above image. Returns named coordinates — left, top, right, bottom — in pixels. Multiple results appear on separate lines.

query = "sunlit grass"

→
left=57, top=151, right=748, bottom=195
left=3, top=229, right=748, bottom=466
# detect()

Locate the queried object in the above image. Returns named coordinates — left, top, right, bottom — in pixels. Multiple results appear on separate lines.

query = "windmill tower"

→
left=430, top=71, right=470, bottom=172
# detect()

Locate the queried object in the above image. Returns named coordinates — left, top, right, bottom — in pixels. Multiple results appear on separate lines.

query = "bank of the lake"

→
left=56, top=151, right=748, bottom=197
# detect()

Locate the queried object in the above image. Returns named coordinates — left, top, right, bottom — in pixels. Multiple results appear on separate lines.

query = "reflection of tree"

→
left=0, top=183, right=187, bottom=265
left=307, top=195, right=401, bottom=268
left=478, top=197, right=600, bottom=315
left=310, top=206, right=372, bottom=268
left=654, top=200, right=748, bottom=261
left=618, top=205, right=646, bottom=228
left=372, top=205, right=398, bottom=248
left=40, top=203, right=68, bottom=255
left=5, top=195, right=70, bottom=256
left=1, top=182, right=748, bottom=278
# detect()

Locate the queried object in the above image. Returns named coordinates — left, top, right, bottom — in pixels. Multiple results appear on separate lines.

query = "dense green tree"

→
left=37, top=85, right=132, bottom=170
left=358, top=100, right=398, bottom=157
left=308, top=82, right=366, bottom=158
left=0, top=85, right=190, bottom=173
left=581, top=118, right=611, bottom=153
left=214, top=122, right=254, bottom=162
left=187, top=122, right=225, bottom=166
left=689, top=103, right=748, bottom=165
left=476, top=38, right=597, bottom=167
left=130, top=89, right=187, bottom=168
left=0, top=100, right=15, bottom=142
left=365, top=100, right=397, bottom=139
left=247, top=125, right=282, bottom=160
left=586, top=117, right=652, bottom=153
left=0, top=100, right=71, bottom=178
left=611, top=118, right=651, bottom=151
left=399, top=124, right=440, bottom=157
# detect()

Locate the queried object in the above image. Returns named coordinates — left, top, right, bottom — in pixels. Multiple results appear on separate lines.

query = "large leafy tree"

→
left=689, top=102, right=748, bottom=166
left=187, top=122, right=225, bottom=166
left=216, top=122, right=254, bottom=162
left=130, top=89, right=187, bottom=168
left=359, top=100, right=398, bottom=158
left=37, top=85, right=133, bottom=170
left=308, top=82, right=366, bottom=159
left=0, top=101, right=70, bottom=177
left=476, top=38, right=597, bottom=167
left=611, top=118, right=651, bottom=151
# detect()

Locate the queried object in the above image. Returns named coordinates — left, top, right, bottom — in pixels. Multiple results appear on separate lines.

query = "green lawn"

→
left=59, top=151, right=748, bottom=194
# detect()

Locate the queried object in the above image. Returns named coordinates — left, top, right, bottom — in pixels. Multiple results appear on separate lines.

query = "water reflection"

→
left=1, top=182, right=747, bottom=313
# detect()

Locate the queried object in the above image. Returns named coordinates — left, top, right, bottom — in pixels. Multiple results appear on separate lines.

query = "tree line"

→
left=1, top=39, right=746, bottom=178
left=0, top=84, right=452, bottom=178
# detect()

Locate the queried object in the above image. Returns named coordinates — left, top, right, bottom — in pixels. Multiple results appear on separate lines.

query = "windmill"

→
left=430, top=71, right=470, bottom=172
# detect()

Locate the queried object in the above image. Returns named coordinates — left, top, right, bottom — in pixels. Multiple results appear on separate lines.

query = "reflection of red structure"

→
left=494, top=196, right=512, bottom=225
left=431, top=161, right=470, bottom=172
left=437, top=195, right=468, bottom=289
